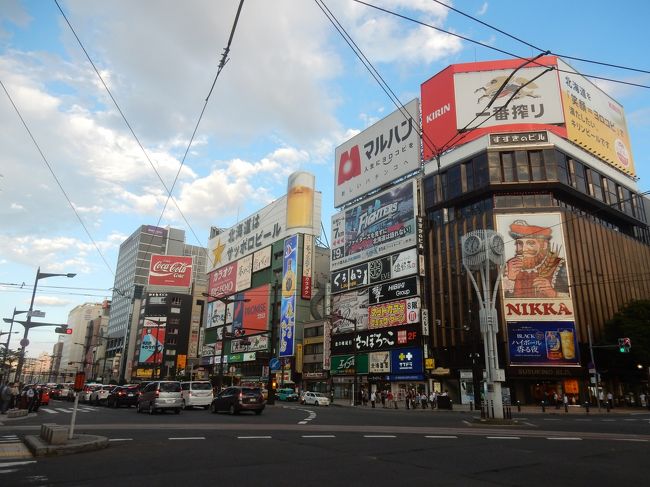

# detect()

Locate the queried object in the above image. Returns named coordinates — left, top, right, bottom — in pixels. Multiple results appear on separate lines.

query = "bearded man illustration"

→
left=503, top=219, right=569, bottom=298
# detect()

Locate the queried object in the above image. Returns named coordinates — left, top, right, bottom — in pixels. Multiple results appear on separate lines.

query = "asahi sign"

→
left=331, top=248, right=418, bottom=294
left=368, top=276, right=418, bottom=305
left=148, top=254, right=193, bottom=287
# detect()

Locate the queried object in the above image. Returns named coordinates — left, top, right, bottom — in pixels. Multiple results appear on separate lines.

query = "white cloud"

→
left=34, top=296, right=73, bottom=307
left=477, top=2, right=489, bottom=16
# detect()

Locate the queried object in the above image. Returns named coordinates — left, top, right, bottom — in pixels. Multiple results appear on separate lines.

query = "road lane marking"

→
left=623, top=419, right=637, bottom=421
left=55, top=408, right=72, bottom=413
left=301, top=435, right=335, bottom=438
left=298, top=421, right=308, bottom=424
left=237, top=436, right=272, bottom=439
left=576, top=419, right=591, bottom=421
left=363, top=435, right=396, bottom=438
left=40, top=409, right=57, bottom=414
left=547, top=437, right=582, bottom=441
left=0, top=461, right=37, bottom=468
left=169, top=437, right=205, bottom=440
left=613, top=438, right=648, bottom=442
left=108, top=438, right=133, bottom=442
left=487, top=437, right=520, bottom=440
left=543, top=418, right=560, bottom=421
left=425, top=435, right=458, bottom=439
left=601, top=419, right=615, bottom=422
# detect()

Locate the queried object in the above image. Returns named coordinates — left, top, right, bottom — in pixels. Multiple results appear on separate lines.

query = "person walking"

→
left=380, top=390, right=387, bottom=408
left=606, top=391, right=614, bottom=409
left=0, top=383, right=11, bottom=414
left=429, top=391, right=436, bottom=410
left=370, top=390, right=376, bottom=408
left=26, top=385, right=36, bottom=412
left=9, top=382, right=19, bottom=409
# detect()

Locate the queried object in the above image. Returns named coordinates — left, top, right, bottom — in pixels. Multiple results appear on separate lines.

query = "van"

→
left=181, top=381, right=214, bottom=409
left=136, top=381, right=182, bottom=414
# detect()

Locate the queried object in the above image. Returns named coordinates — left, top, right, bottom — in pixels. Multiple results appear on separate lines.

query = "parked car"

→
left=136, top=381, right=182, bottom=414
left=276, top=388, right=299, bottom=401
left=180, top=381, right=213, bottom=409
left=210, top=386, right=265, bottom=415
left=89, top=385, right=114, bottom=406
left=301, top=391, right=330, bottom=406
left=107, top=385, right=140, bottom=408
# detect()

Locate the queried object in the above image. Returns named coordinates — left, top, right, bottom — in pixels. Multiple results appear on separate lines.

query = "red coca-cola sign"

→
left=148, top=254, right=193, bottom=287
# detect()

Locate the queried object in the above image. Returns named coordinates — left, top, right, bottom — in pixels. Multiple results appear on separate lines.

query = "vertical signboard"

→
left=279, top=235, right=298, bottom=357
left=495, top=213, right=574, bottom=322
left=323, top=319, right=331, bottom=370
left=138, top=318, right=166, bottom=365
left=235, top=254, right=253, bottom=292
left=302, top=234, right=313, bottom=300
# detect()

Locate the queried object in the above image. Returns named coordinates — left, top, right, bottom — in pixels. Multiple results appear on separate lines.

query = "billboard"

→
left=235, top=254, right=253, bottom=293
left=558, top=59, right=635, bottom=176
left=232, top=284, right=270, bottom=336
left=335, top=99, right=421, bottom=207
left=368, top=276, right=419, bottom=305
left=390, top=347, right=423, bottom=375
left=369, top=351, right=391, bottom=374
left=138, top=323, right=165, bottom=365
left=331, top=248, right=418, bottom=294
left=331, top=180, right=417, bottom=271
left=331, top=323, right=421, bottom=354
left=207, top=173, right=321, bottom=271
left=148, top=254, right=193, bottom=287
left=252, top=246, right=272, bottom=273
left=207, top=261, right=237, bottom=298
left=368, top=297, right=420, bottom=329
left=205, top=298, right=234, bottom=329
left=279, top=235, right=298, bottom=357
left=507, top=321, right=580, bottom=366
left=331, top=289, right=369, bottom=334
left=496, top=213, right=574, bottom=321
left=302, top=234, right=313, bottom=300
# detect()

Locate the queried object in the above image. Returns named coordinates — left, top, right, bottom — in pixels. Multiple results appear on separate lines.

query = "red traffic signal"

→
left=55, top=325, right=72, bottom=334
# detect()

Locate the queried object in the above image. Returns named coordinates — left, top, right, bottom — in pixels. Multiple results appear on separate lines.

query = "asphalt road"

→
left=1, top=399, right=649, bottom=486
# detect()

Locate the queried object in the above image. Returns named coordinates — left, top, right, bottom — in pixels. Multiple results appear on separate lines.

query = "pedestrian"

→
left=32, top=386, right=42, bottom=412
left=381, top=390, right=386, bottom=408
left=9, top=382, right=19, bottom=409
left=387, top=390, right=396, bottom=409
left=370, top=390, right=376, bottom=408
left=405, top=390, right=410, bottom=410
left=553, top=392, right=560, bottom=409
left=606, top=391, right=614, bottom=409
left=362, top=389, right=368, bottom=407
left=563, top=393, right=569, bottom=411
left=26, top=385, right=36, bottom=412
left=429, top=391, right=436, bottom=410
left=0, top=383, right=11, bottom=414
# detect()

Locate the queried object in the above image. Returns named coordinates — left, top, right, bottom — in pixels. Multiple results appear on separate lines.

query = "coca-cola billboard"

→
left=148, top=254, right=193, bottom=287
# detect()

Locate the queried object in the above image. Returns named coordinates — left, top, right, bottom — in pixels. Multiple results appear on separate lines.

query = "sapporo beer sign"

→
left=368, top=297, right=420, bottom=329
left=331, top=248, right=418, bottom=294
left=331, top=324, right=421, bottom=354
left=148, top=254, right=193, bottom=287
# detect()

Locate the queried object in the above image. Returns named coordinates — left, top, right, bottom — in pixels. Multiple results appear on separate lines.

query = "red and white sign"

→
left=302, top=234, right=313, bottom=300
left=148, top=254, right=193, bottom=287
left=208, top=261, right=238, bottom=299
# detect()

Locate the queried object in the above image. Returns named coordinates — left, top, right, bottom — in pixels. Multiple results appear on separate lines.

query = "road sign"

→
left=269, top=357, right=281, bottom=371
left=20, top=338, right=29, bottom=347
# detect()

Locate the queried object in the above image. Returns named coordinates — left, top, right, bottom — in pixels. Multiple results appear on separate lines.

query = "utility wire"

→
left=352, top=0, right=650, bottom=89
left=0, top=79, right=115, bottom=277
left=431, top=0, right=650, bottom=74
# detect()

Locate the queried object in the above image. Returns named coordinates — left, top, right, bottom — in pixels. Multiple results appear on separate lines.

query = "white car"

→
left=89, top=385, right=115, bottom=406
left=180, top=381, right=214, bottom=409
left=301, top=391, right=330, bottom=406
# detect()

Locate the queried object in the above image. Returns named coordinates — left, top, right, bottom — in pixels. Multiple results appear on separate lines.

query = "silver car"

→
left=136, top=381, right=182, bottom=414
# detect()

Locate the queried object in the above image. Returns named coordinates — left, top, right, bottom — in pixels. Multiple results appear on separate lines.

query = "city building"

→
left=419, top=56, right=650, bottom=405
left=203, top=172, right=326, bottom=392
left=105, top=225, right=207, bottom=383
left=59, top=303, right=105, bottom=379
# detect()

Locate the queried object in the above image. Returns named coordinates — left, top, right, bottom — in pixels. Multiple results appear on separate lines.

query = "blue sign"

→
left=507, top=322, right=580, bottom=366
left=390, top=347, right=423, bottom=374
left=279, top=235, right=298, bottom=358
left=269, top=357, right=281, bottom=372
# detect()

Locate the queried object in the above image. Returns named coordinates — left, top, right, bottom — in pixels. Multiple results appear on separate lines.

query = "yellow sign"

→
left=177, top=354, right=187, bottom=370
left=303, top=337, right=323, bottom=346
left=559, top=59, right=635, bottom=176
left=296, top=344, right=303, bottom=373
left=425, top=358, right=435, bottom=370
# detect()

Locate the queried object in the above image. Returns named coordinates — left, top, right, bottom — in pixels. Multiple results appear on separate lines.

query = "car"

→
left=107, top=385, right=140, bottom=408
left=276, top=388, right=299, bottom=401
left=80, top=384, right=103, bottom=403
left=209, top=386, right=265, bottom=415
left=180, top=381, right=213, bottom=409
left=136, top=381, right=182, bottom=414
left=89, top=385, right=114, bottom=405
left=301, top=391, right=330, bottom=406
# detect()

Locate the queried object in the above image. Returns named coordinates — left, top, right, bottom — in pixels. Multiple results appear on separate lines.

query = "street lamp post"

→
left=13, top=267, right=75, bottom=383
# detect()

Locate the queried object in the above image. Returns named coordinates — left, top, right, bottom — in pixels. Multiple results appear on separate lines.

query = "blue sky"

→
left=1, top=0, right=649, bottom=359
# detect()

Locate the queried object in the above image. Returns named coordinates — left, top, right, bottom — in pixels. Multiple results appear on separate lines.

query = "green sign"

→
left=330, top=354, right=368, bottom=375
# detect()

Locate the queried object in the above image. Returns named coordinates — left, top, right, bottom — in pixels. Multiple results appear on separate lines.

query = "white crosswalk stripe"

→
left=40, top=407, right=99, bottom=414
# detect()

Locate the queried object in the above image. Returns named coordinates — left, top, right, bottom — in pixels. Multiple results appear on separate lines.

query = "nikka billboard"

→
left=148, top=254, right=193, bottom=287
left=331, top=180, right=417, bottom=271
left=495, top=212, right=574, bottom=322
left=335, top=99, right=421, bottom=207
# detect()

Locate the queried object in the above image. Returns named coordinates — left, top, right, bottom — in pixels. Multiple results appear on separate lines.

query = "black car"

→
left=209, top=386, right=265, bottom=415
left=106, top=385, right=140, bottom=408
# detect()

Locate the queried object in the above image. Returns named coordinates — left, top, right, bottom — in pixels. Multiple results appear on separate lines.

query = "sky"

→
left=1, top=0, right=649, bottom=360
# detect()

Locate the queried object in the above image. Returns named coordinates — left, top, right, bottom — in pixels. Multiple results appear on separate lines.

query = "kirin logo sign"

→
left=148, top=254, right=193, bottom=287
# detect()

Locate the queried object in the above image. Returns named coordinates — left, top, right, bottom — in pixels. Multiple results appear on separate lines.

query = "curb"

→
left=24, top=434, right=109, bottom=457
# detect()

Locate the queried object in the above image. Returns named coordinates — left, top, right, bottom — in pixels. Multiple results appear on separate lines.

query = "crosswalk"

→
left=39, top=406, right=100, bottom=414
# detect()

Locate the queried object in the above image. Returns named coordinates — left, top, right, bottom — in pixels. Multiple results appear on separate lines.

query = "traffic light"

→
left=55, top=325, right=72, bottom=335
left=618, top=337, right=631, bottom=353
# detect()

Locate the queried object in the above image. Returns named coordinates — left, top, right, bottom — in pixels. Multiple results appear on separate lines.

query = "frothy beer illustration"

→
left=560, top=329, right=575, bottom=360
left=286, top=171, right=315, bottom=229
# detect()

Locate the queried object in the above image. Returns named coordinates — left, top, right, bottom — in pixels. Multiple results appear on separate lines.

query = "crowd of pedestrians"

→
left=358, top=387, right=450, bottom=410
left=0, top=382, right=44, bottom=414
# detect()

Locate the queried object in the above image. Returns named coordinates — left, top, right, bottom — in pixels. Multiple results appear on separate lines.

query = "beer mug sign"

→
left=286, top=171, right=315, bottom=229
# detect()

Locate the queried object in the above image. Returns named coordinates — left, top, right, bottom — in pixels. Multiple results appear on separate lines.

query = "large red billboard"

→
left=232, top=284, right=271, bottom=335
left=148, top=254, right=193, bottom=287
left=207, top=261, right=238, bottom=298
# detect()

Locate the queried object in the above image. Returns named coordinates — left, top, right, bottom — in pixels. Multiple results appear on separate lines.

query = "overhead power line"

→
left=431, top=0, right=650, bottom=74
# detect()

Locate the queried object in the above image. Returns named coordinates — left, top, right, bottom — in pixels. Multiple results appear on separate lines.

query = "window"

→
left=571, top=160, right=587, bottom=193
left=474, top=153, right=489, bottom=187
left=529, top=151, right=546, bottom=180
left=166, top=337, right=177, bottom=345
left=167, top=328, right=178, bottom=335
left=304, top=326, right=323, bottom=338
left=304, top=343, right=324, bottom=355
left=500, top=152, right=516, bottom=182
left=447, top=165, right=462, bottom=199
left=586, top=169, right=604, bottom=201
left=165, top=349, right=176, bottom=356
left=463, top=160, right=474, bottom=192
